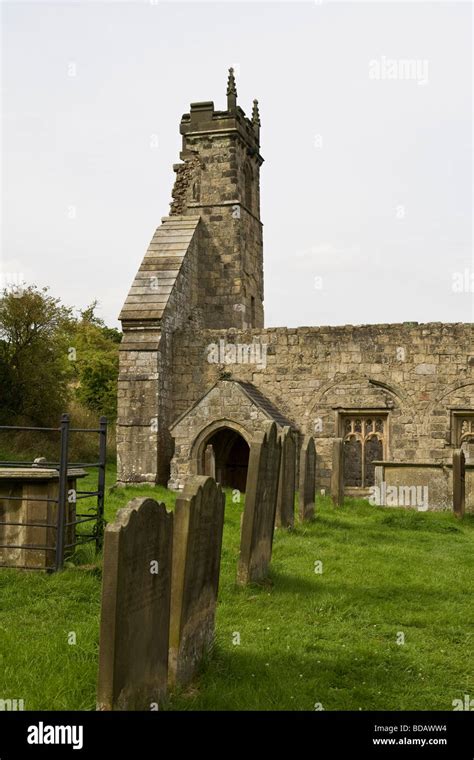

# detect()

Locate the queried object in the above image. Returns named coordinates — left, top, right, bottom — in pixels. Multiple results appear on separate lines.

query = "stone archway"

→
left=197, top=425, right=250, bottom=492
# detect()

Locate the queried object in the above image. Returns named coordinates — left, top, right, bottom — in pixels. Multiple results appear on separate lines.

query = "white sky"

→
left=1, top=0, right=473, bottom=328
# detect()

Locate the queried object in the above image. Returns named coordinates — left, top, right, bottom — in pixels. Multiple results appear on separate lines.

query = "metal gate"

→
left=0, top=414, right=107, bottom=571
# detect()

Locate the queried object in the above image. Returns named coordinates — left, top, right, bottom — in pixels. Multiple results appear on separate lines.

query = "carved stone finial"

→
left=252, top=99, right=260, bottom=141
left=252, top=99, right=260, bottom=126
left=227, top=67, right=237, bottom=111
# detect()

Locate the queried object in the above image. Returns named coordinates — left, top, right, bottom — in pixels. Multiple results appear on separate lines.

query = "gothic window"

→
left=342, top=414, right=387, bottom=488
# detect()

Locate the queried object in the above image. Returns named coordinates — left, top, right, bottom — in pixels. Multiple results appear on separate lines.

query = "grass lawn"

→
left=0, top=466, right=473, bottom=711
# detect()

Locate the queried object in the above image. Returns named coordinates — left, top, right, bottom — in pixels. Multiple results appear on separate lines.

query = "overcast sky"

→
left=2, top=1, right=472, bottom=328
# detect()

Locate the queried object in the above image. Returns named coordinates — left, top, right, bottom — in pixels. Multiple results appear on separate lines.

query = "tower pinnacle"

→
left=226, top=67, right=237, bottom=112
left=252, top=99, right=261, bottom=140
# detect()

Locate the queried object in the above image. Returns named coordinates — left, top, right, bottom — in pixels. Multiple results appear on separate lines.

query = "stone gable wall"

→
left=117, top=226, right=202, bottom=484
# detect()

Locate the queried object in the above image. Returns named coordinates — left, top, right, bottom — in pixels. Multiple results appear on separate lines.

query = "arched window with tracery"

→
left=342, top=414, right=387, bottom=487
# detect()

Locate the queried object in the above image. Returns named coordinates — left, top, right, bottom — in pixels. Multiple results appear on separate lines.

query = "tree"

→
left=0, top=288, right=122, bottom=428
left=0, top=286, right=72, bottom=425
left=68, top=302, right=121, bottom=420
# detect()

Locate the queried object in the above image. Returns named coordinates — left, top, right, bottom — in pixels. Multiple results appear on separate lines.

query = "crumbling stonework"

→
left=170, top=153, right=202, bottom=216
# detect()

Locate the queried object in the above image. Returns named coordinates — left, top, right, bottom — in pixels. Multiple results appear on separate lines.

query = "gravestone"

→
left=331, top=438, right=344, bottom=507
left=275, top=426, right=296, bottom=528
left=169, top=475, right=225, bottom=686
left=97, top=498, right=173, bottom=710
left=204, top=444, right=216, bottom=479
left=453, top=448, right=466, bottom=517
left=299, top=436, right=316, bottom=521
left=237, top=421, right=281, bottom=585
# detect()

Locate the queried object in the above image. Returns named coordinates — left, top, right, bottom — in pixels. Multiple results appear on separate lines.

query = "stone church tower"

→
left=117, top=70, right=264, bottom=484
left=170, top=67, right=264, bottom=330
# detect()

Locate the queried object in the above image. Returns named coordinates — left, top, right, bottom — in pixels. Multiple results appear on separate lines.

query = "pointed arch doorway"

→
left=199, top=426, right=250, bottom=492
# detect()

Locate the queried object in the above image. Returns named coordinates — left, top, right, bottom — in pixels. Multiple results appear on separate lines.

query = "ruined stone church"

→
left=117, top=70, right=473, bottom=509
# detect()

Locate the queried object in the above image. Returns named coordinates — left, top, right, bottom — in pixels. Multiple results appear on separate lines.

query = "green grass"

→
left=0, top=467, right=473, bottom=711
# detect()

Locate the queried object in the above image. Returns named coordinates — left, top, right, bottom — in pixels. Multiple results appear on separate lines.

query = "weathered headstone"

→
left=97, top=498, right=173, bottom=710
left=169, top=475, right=225, bottom=686
left=275, top=426, right=296, bottom=528
left=204, top=444, right=216, bottom=479
left=299, top=435, right=316, bottom=521
left=331, top=438, right=344, bottom=507
left=453, top=448, right=466, bottom=517
left=237, top=421, right=281, bottom=585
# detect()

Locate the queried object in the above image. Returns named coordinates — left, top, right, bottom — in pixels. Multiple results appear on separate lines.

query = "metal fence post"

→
left=96, top=416, right=107, bottom=551
left=55, top=413, right=70, bottom=571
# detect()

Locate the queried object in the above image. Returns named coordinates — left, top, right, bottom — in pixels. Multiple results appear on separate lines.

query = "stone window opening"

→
left=243, top=161, right=253, bottom=211
left=340, top=414, right=387, bottom=488
left=250, top=296, right=256, bottom=328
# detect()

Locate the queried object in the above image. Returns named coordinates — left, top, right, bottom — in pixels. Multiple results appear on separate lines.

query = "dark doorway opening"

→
left=202, top=428, right=250, bottom=492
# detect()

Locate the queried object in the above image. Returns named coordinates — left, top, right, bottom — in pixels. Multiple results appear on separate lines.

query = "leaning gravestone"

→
left=237, top=421, right=281, bottom=585
left=299, top=435, right=316, bottom=521
left=453, top=448, right=466, bottom=518
left=331, top=438, right=344, bottom=507
left=275, top=426, right=296, bottom=528
left=97, top=498, right=173, bottom=710
left=169, top=476, right=225, bottom=686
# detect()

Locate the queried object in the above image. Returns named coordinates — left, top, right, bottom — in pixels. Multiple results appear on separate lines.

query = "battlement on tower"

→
left=179, top=98, right=261, bottom=156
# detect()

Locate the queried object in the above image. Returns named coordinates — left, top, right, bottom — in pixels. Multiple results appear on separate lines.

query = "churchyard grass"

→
left=0, top=465, right=473, bottom=711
